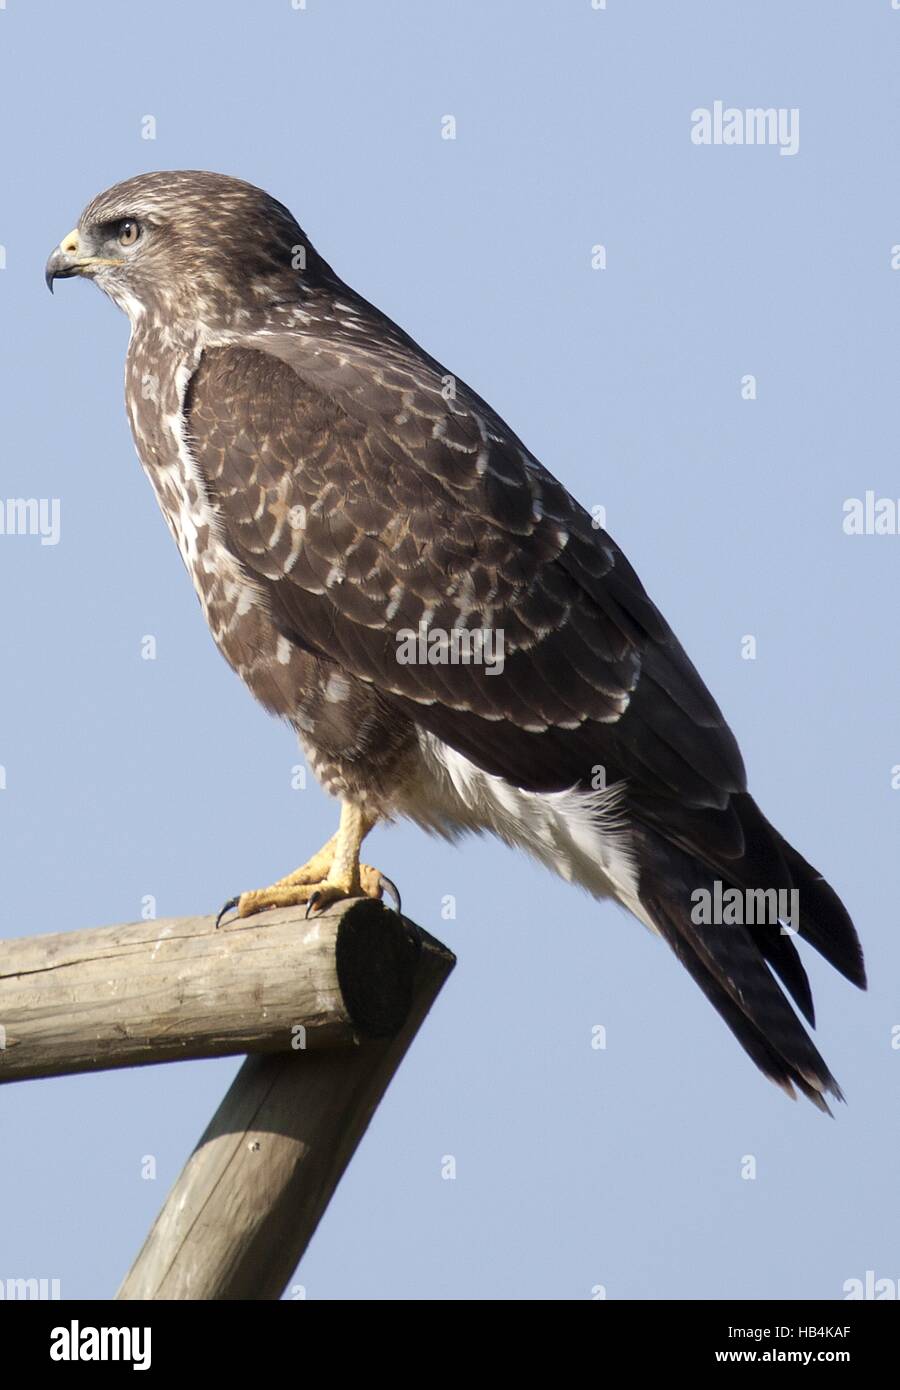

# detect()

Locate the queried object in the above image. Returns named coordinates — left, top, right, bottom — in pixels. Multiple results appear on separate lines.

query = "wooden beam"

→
left=116, top=919, right=454, bottom=1300
left=0, top=898, right=424, bottom=1082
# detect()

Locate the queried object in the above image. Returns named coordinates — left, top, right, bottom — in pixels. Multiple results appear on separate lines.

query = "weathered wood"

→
left=0, top=898, right=421, bottom=1082
left=116, top=923, right=455, bottom=1300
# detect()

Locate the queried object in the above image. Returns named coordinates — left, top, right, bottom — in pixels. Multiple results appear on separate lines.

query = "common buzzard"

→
left=46, top=171, right=865, bottom=1109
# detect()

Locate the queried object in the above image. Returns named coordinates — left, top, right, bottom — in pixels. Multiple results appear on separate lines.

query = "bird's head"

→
left=45, top=170, right=318, bottom=328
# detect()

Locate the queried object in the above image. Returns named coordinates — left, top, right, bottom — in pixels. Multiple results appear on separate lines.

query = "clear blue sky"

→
left=0, top=0, right=897, bottom=1300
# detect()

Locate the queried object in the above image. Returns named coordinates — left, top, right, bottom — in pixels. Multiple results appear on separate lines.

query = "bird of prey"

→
left=46, top=171, right=864, bottom=1110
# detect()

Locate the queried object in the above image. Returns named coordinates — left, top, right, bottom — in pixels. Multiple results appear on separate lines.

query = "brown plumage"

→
left=46, top=171, right=865, bottom=1109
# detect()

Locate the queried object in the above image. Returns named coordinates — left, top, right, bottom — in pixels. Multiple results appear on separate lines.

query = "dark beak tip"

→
left=45, top=247, right=75, bottom=294
left=45, top=252, right=60, bottom=294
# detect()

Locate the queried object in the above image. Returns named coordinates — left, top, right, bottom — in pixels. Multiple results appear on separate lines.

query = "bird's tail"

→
left=631, top=818, right=865, bottom=1113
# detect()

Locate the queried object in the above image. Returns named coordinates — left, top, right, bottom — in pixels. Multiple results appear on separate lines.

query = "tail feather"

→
left=660, top=920, right=836, bottom=1113
left=633, top=823, right=856, bottom=1109
left=747, top=922, right=815, bottom=1028
left=775, top=833, right=867, bottom=989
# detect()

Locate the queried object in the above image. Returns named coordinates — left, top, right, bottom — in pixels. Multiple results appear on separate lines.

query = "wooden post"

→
left=117, top=913, right=454, bottom=1300
left=0, top=899, right=424, bottom=1081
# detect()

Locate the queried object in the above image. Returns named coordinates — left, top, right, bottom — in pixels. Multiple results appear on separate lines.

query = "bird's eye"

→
left=118, top=220, right=141, bottom=248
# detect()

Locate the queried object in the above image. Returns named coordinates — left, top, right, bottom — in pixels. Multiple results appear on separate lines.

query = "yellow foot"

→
left=216, top=803, right=399, bottom=925
left=217, top=861, right=399, bottom=924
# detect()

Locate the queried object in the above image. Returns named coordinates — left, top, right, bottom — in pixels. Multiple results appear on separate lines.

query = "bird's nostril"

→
left=61, top=231, right=79, bottom=255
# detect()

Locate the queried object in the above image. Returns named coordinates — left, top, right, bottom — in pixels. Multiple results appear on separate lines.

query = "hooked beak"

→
left=45, top=228, right=124, bottom=293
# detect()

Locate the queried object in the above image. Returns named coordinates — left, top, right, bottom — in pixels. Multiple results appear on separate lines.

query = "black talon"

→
left=216, top=896, right=240, bottom=929
left=305, top=892, right=322, bottom=919
left=380, top=875, right=402, bottom=915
